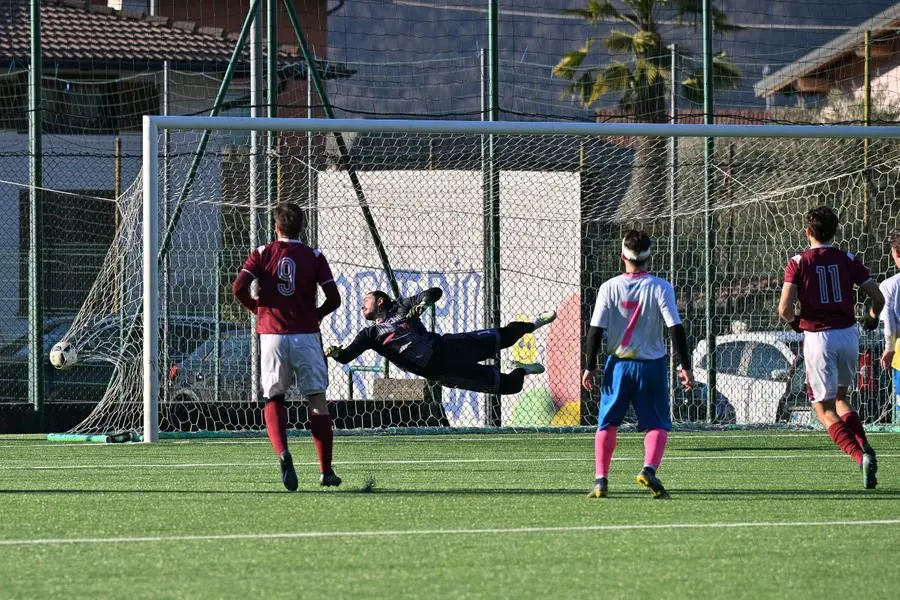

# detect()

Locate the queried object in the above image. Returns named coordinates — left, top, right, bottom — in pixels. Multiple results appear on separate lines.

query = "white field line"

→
left=1, top=453, right=898, bottom=471
left=5, top=431, right=891, bottom=449
left=2, top=519, right=899, bottom=547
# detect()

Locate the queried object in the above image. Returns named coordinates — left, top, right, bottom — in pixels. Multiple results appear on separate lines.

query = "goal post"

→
left=52, top=116, right=900, bottom=442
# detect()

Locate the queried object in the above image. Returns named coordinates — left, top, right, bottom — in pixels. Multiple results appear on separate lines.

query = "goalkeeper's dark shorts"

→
left=425, top=329, right=502, bottom=393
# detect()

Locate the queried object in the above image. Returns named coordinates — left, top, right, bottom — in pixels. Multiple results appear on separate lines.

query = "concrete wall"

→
left=317, top=169, right=580, bottom=427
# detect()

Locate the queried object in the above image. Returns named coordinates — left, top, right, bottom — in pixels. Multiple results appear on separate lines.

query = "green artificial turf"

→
left=1, top=432, right=897, bottom=598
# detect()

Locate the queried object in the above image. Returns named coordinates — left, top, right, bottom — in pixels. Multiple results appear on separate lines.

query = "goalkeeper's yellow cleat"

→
left=588, top=477, right=608, bottom=498
left=512, top=362, right=545, bottom=375
left=533, top=310, right=557, bottom=330
left=636, top=468, right=670, bottom=499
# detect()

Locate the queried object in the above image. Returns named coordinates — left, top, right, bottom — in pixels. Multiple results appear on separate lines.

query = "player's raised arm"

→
left=400, top=287, right=443, bottom=317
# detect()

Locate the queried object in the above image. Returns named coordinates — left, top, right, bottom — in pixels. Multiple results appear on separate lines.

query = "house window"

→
left=18, top=189, right=117, bottom=316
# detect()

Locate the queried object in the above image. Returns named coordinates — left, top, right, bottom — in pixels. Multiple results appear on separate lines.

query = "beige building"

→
left=755, top=4, right=900, bottom=109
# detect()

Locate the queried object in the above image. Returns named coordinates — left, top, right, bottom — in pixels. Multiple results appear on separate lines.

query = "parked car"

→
left=0, top=315, right=241, bottom=405
left=684, top=329, right=891, bottom=425
left=0, top=316, right=108, bottom=404
left=167, top=329, right=259, bottom=404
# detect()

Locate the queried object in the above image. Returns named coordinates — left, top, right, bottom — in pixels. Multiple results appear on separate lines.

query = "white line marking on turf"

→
left=3, top=519, right=899, bottom=547
left=5, top=431, right=884, bottom=449
left=2, top=453, right=898, bottom=471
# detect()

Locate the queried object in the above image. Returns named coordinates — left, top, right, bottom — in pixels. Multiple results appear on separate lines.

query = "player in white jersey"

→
left=878, top=230, right=900, bottom=423
left=582, top=230, right=694, bottom=499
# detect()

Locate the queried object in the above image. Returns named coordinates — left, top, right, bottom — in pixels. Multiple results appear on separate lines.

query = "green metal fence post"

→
left=28, top=0, right=44, bottom=418
left=702, top=0, right=717, bottom=423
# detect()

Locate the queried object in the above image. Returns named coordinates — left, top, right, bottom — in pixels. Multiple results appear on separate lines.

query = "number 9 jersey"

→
left=784, top=246, right=872, bottom=332
left=241, top=239, right=336, bottom=334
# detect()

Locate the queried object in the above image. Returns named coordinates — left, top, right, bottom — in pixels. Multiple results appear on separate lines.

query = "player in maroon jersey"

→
left=778, top=206, right=884, bottom=488
left=232, top=202, right=342, bottom=492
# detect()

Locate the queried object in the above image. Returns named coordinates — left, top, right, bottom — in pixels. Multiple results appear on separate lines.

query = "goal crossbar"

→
left=140, top=115, right=900, bottom=442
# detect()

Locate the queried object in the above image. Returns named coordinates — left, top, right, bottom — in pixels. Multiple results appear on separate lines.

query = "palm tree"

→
left=554, top=0, right=741, bottom=219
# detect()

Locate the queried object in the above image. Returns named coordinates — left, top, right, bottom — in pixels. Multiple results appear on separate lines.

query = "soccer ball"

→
left=49, top=342, right=77, bottom=370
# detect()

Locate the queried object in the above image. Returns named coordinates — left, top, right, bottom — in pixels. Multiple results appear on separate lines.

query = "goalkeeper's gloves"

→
left=408, top=302, right=430, bottom=319
left=788, top=317, right=803, bottom=333
left=859, top=313, right=879, bottom=331
left=324, top=345, right=342, bottom=359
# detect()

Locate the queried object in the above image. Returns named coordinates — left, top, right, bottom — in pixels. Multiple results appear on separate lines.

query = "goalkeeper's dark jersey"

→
left=330, top=289, right=442, bottom=376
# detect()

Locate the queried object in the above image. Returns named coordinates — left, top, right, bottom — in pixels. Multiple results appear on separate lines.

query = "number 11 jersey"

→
left=784, top=245, right=872, bottom=332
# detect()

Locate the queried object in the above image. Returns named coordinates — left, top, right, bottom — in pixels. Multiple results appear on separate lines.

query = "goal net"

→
left=50, top=118, right=900, bottom=441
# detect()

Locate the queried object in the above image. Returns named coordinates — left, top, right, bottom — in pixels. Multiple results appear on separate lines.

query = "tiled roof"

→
left=754, top=3, right=900, bottom=97
left=0, top=0, right=352, bottom=78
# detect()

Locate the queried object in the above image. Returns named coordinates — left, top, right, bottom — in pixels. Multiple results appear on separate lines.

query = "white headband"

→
left=622, top=239, right=652, bottom=261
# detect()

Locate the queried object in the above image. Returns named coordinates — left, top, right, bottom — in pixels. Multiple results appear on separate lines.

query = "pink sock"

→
left=595, top=426, right=617, bottom=478
left=643, top=429, right=669, bottom=470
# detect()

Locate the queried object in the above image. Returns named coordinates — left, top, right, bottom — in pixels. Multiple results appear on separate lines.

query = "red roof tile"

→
left=0, top=0, right=304, bottom=66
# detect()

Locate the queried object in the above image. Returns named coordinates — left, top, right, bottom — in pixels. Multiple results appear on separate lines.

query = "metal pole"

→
left=158, top=0, right=260, bottom=262
left=266, top=0, right=278, bottom=232
left=114, top=137, right=122, bottom=319
left=668, top=44, right=679, bottom=421
left=281, top=0, right=400, bottom=298
left=161, top=60, right=170, bottom=407
left=142, top=116, right=160, bottom=443
left=161, top=60, right=171, bottom=391
left=115, top=137, right=125, bottom=407
left=480, top=48, right=494, bottom=426
left=863, top=31, right=872, bottom=262
left=307, top=71, right=318, bottom=249
left=702, top=0, right=716, bottom=423
left=250, top=0, right=262, bottom=405
left=486, top=0, right=502, bottom=427
left=27, top=0, right=43, bottom=416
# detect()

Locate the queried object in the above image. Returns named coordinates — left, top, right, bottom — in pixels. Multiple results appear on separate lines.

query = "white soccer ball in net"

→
left=49, top=342, right=78, bottom=370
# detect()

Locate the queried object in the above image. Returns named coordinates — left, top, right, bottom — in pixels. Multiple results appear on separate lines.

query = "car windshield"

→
left=188, top=333, right=250, bottom=363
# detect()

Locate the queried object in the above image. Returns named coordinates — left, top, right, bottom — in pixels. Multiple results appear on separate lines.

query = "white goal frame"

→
left=141, top=115, right=900, bottom=442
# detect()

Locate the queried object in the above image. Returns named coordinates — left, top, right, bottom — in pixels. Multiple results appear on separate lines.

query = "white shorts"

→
left=259, top=333, right=329, bottom=399
left=803, top=326, right=858, bottom=403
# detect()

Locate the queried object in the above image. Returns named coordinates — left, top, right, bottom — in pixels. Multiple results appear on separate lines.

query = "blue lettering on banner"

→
left=329, top=268, right=483, bottom=423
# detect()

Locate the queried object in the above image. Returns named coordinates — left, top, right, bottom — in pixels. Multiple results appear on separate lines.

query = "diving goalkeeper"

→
left=324, top=287, right=556, bottom=394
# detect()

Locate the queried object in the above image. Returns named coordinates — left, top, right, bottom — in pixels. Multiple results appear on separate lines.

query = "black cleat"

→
left=279, top=452, right=298, bottom=492
left=588, top=477, right=609, bottom=498
left=862, top=448, right=878, bottom=489
left=320, top=470, right=342, bottom=487
left=636, top=467, right=670, bottom=499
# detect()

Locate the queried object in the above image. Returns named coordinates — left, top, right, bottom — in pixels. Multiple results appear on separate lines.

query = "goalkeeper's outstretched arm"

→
left=325, top=329, right=375, bottom=364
